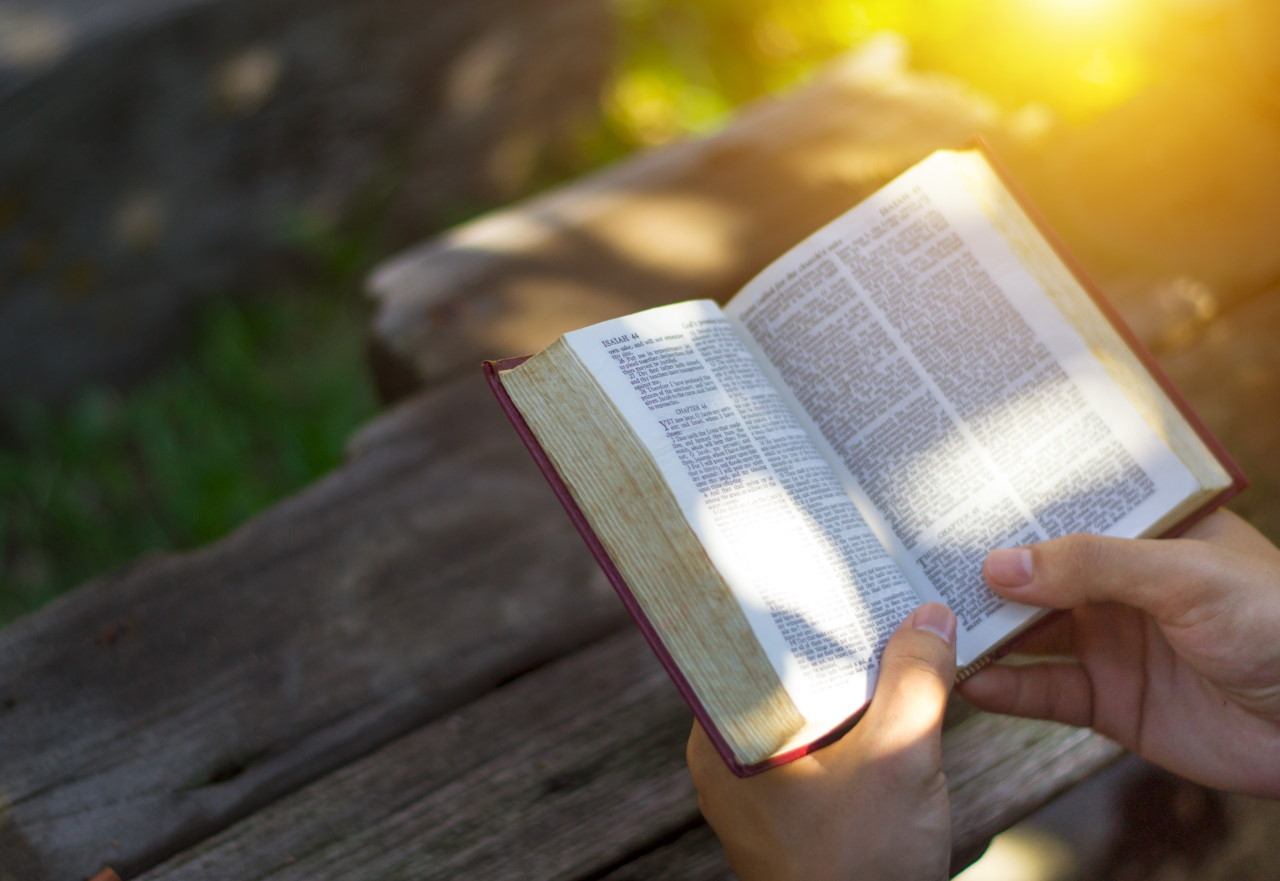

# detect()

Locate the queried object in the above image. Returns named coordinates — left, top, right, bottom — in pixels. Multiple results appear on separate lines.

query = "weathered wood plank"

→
left=367, top=37, right=1005, bottom=394
left=0, top=373, right=628, bottom=881
left=583, top=718, right=1120, bottom=881
left=134, top=626, right=1123, bottom=881
left=1008, top=79, right=1280, bottom=322
left=366, top=35, right=1280, bottom=402
left=593, top=826, right=735, bottom=881
left=1159, top=285, right=1280, bottom=541
left=137, top=631, right=694, bottom=881
left=945, top=713, right=1124, bottom=860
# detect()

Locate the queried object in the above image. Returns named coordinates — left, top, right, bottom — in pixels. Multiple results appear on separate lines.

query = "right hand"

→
left=959, top=509, right=1280, bottom=797
left=688, top=603, right=958, bottom=881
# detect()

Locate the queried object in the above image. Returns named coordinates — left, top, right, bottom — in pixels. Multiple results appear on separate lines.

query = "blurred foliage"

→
left=601, top=0, right=1211, bottom=148
left=0, top=267, right=377, bottom=625
left=603, top=0, right=867, bottom=144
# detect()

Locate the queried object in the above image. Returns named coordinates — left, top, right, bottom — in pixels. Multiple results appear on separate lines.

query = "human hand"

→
left=687, top=603, right=958, bottom=881
left=960, top=509, right=1280, bottom=797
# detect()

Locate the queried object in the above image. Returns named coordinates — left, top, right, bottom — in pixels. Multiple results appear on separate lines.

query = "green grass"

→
left=0, top=290, right=378, bottom=625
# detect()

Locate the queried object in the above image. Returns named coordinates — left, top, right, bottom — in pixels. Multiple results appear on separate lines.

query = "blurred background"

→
left=7, top=0, right=1277, bottom=626
left=2, top=1, right=1278, bottom=876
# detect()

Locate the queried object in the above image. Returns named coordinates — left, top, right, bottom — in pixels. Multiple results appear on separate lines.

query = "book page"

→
left=565, top=300, right=920, bottom=728
left=725, top=152, right=1201, bottom=666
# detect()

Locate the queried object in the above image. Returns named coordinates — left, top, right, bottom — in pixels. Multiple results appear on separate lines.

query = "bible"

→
left=485, top=147, right=1245, bottom=776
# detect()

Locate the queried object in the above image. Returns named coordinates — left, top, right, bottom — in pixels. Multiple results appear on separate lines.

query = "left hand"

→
left=686, top=603, right=958, bottom=881
left=958, top=510, right=1280, bottom=797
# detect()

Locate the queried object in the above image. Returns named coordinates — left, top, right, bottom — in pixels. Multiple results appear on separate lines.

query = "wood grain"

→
left=593, top=826, right=736, bottom=881
left=1159, top=285, right=1280, bottom=542
left=134, top=628, right=1123, bottom=880
left=138, top=631, right=696, bottom=881
left=367, top=37, right=1004, bottom=395
left=0, top=374, right=628, bottom=881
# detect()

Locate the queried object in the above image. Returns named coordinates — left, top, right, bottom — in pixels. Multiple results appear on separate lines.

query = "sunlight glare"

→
left=1077, top=47, right=1116, bottom=85
left=954, top=827, right=1077, bottom=881
left=1037, top=0, right=1116, bottom=19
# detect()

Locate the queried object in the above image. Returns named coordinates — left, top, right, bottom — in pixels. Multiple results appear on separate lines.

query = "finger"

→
left=1184, top=508, right=1276, bottom=556
left=686, top=721, right=728, bottom=789
left=1000, top=613, right=1075, bottom=658
left=982, top=531, right=1227, bottom=623
left=861, top=603, right=957, bottom=749
left=957, top=661, right=1093, bottom=728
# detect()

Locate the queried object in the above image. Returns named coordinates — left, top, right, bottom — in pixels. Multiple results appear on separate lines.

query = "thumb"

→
left=861, top=603, right=957, bottom=748
left=983, top=532, right=1225, bottom=622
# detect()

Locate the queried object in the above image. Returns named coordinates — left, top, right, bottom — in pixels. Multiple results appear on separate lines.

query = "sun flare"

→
left=1038, top=0, right=1117, bottom=17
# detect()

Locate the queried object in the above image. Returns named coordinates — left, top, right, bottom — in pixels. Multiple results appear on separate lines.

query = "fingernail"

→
left=912, top=602, right=956, bottom=646
left=986, top=547, right=1034, bottom=587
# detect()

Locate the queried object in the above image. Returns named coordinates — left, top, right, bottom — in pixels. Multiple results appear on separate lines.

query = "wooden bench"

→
left=4, top=40, right=1278, bottom=880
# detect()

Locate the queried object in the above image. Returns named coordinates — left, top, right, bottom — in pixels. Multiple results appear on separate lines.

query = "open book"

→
left=485, top=147, right=1245, bottom=776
